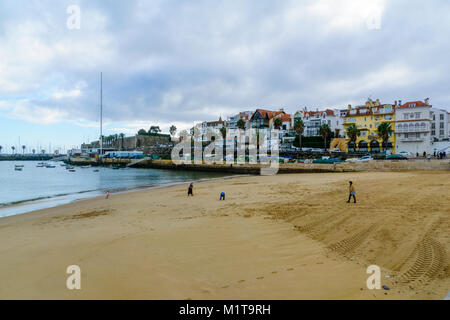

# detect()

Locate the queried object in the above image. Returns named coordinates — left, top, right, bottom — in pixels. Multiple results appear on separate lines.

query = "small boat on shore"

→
left=68, top=169, right=76, bottom=172
left=36, top=162, right=45, bottom=167
left=93, top=169, right=99, bottom=172
left=45, top=165, right=56, bottom=168
left=15, top=164, right=24, bottom=168
left=14, top=167, right=23, bottom=171
left=66, top=165, right=74, bottom=170
left=81, top=165, right=91, bottom=169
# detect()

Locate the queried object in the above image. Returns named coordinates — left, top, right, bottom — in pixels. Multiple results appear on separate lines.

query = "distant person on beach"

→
left=105, top=191, right=110, bottom=199
left=347, top=181, right=356, bottom=204
left=220, top=192, right=225, bottom=200
left=188, top=183, right=194, bottom=196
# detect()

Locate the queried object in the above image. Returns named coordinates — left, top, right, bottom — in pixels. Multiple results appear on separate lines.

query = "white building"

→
left=430, top=107, right=449, bottom=141
left=395, top=100, right=433, bottom=155
left=293, top=108, right=344, bottom=137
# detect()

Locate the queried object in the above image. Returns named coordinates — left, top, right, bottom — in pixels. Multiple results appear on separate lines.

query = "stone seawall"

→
left=67, top=157, right=450, bottom=174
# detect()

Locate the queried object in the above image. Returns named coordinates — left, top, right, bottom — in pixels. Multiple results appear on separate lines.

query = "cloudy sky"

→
left=1, top=0, right=450, bottom=152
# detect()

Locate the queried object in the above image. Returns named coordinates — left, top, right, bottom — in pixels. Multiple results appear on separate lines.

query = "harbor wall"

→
left=67, top=157, right=450, bottom=174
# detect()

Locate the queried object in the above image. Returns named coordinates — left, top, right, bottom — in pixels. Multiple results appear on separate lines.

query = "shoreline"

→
left=0, top=170, right=448, bottom=299
left=0, top=173, right=245, bottom=220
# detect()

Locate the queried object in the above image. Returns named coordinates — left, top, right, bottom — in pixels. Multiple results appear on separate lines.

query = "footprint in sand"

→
left=221, top=285, right=229, bottom=289
left=256, top=276, right=264, bottom=280
left=286, top=268, right=294, bottom=271
left=238, top=280, right=245, bottom=283
left=271, top=271, right=278, bottom=274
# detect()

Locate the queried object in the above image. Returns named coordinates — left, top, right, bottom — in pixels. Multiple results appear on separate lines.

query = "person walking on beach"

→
left=188, top=183, right=194, bottom=196
left=347, top=181, right=356, bottom=203
left=105, top=191, right=110, bottom=199
left=220, top=192, right=225, bottom=200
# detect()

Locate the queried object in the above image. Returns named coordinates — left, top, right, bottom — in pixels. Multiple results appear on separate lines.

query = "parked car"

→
left=386, top=154, right=408, bottom=160
left=345, top=158, right=359, bottom=163
left=313, top=157, right=343, bottom=164
left=357, top=156, right=374, bottom=162
left=398, top=151, right=413, bottom=158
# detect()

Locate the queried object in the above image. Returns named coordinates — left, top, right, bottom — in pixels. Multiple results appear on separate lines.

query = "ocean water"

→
left=0, top=161, right=233, bottom=218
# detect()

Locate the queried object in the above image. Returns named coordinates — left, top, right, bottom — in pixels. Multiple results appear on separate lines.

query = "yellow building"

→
left=343, top=99, right=396, bottom=153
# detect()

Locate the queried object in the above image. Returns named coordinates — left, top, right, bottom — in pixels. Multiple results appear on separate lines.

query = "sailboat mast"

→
left=100, top=72, right=103, bottom=156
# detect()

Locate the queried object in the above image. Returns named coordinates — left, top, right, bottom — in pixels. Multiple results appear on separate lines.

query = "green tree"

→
left=11, top=146, right=15, bottom=154
left=149, top=126, right=161, bottom=134
left=169, top=125, right=177, bottom=137
left=22, top=145, right=26, bottom=155
left=220, top=126, right=227, bottom=158
left=0, top=145, right=3, bottom=154
left=293, top=118, right=305, bottom=149
left=346, top=124, right=360, bottom=143
left=138, top=129, right=147, bottom=136
left=319, top=124, right=332, bottom=150
left=377, top=122, right=393, bottom=151
left=119, top=133, right=125, bottom=151
left=237, top=118, right=245, bottom=130
left=273, top=118, right=283, bottom=130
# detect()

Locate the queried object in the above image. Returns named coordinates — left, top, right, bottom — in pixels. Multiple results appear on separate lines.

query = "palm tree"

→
left=273, top=118, right=282, bottom=130
left=220, top=126, right=227, bottom=159
left=377, top=122, right=393, bottom=152
left=22, top=145, right=26, bottom=155
left=11, top=146, right=15, bottom=154
left=319, top=124, right=332, bottom=150
left=346, top=124, right=360, bottom=152
left=237, top=118, right=245, bottom=130
left=293, top=118, right=305, bottom=149
left=119, top=133, right=125, bottom=151
left=32, top=149, right=36, bottom=154
left=169, top=125, right=177, bottom=138
left=0, top=145, right=2, bottom=154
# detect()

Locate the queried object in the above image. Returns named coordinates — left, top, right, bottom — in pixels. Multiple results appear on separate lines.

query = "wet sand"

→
left=0, top=171, right=448, bottom=299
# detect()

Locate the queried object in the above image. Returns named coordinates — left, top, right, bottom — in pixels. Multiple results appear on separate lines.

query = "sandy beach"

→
left=0, top=171, right=448, bottom=300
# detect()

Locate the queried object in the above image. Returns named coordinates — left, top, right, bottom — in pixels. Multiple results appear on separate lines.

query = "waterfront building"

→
left=395, top=100, right=433, bottom=155
left=343, top=99, right=396, bottom=153
left=293, top=108, right=344, bottom=137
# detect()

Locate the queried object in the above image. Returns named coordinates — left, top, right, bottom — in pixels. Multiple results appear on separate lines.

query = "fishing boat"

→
left=66, top=165, right=74, bottom=170
left=36, top=162, right=45, bottom=167
left=93, top=169, right=100, bottom=172
left=60, top=163, right=67, bottom=167
left=81, top=165, right=91, bottom=169
left=45, top=165, right=56, bottom=168
left=14, top=167, right=23, bottom=171
left=15, top=164, right=24, bottom=168
left=68, top=169, right=76, bottom=172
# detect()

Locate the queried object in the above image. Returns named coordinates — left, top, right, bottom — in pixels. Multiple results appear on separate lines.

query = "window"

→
left=385, top=106, right=392, bottom=113
left=360, top=109, right=367, bottom=114
left=431, top=123, right=435, bottom=129
left=440, top=130, right=444, bottom=136
left=440, top=122, right=444, bottom=129
left=405, top=133, right=409, bottom=138
left=416, top=133, right=420, bottom=138
left=415, top=112, right=421, bottom=119
left=409, top=103, right=416, bottom=108
left=350, top=110, right=356, bottom=115
left=385, top=115, right=392, bottom=120
left=440, top=114, right=444, bottom=120
left=403, top=114, right=409, bottom=120
left=431, top=130, right=435, bottom=135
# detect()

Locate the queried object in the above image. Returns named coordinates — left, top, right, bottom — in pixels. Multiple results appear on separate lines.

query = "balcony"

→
left=399, top=137, right=425, bottom=142
left=396, top=128, right=429, bottom=133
